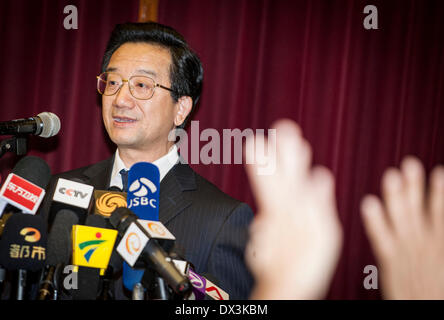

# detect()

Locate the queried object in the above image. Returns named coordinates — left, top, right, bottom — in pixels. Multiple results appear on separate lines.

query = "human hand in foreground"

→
left=244, top=119, right=343, bottom=299
left=361, top=157, right=444, bottom=299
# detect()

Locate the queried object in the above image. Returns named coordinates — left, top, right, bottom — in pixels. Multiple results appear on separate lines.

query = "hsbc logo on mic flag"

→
left=116, top=222, right=149, bottom=267
left=129, top=178, right=157, bottom=197
left=127, top=162, right=160, bottom=220
left=0, top=173, right=45, bottom=214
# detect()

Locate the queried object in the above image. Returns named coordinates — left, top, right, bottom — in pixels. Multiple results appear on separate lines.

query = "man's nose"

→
left=114, top=81, right=135, bottom=108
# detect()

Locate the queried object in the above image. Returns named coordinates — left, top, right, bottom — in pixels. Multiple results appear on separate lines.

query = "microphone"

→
left=93, top=189, right=127, bottom=218
left=204, top=274, right=229, bottom=300
left=37, top=209, right=78, bottom=300
left=111, top=207, right=191, bottom=297
left=123, top=162, right=160, bottom=292
left=141, top=258, right=191, bottom=300
left=0, top=211, right=13, bottom=296
left=187, top=270, right=229, bottom=300
left=86, top=213, right=123, bottom=274
left=72, top=215, right=117, bottom=273
left=83, top=214, right=120, bottom=300
left=0, top=156, right=51, bottom=215
left=141, top=268, right=169, bottom=300
left=0, top=112, right=61, bottom=138
left=187, top=269, right=206, bottom=300
left=71, top=216, right=117, bottom=300
left=0, top=155, right=49, bottom=297
left=48, top=178, right=94, bottom=225
left=165, top=257, right=228, bottom=300
left=134, top=219, right=176, bottom=256
left=108, top=186, right=123, bottom=192
left=132, top=221, right=179, bottom=297
left=0, top=213, right=48, bottom=300
left=127, top=162, right=160, bottom=220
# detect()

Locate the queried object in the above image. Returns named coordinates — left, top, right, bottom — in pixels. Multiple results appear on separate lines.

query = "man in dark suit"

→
left=41, top=22, right=254, bottom=300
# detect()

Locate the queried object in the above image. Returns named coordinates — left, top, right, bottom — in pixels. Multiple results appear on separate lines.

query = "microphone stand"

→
left=37, top=264, right=57, bottom=300
left=0, top=135, right=28, bottom=159
left=0, top=267, right=6, bottom=297
left=142, top=269, right=170, bottom=300
left=52, top=263, right=65, bottom=300
left=16, top=269, right=27, bottom=300
left=97, top=266, right=115, bottom=300
left=132, top=283, right=145, bottom=300
left=153, top=276, right=169, bottom=300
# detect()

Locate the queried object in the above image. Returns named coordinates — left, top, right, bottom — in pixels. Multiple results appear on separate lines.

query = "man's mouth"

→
left=113, top=116, right=136, bottom=123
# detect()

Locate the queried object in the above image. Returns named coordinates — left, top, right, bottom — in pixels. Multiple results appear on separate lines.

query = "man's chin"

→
left=109, top=135, right=139, bottom=149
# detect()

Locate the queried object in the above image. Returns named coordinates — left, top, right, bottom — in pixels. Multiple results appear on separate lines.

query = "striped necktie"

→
left=119, top=169, right=128, bottom=192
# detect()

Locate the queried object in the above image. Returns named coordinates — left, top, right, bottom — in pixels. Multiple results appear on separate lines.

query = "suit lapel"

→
left=159, top=163, right=196, bottom=225
left=82, top=155, right=115, bottom=189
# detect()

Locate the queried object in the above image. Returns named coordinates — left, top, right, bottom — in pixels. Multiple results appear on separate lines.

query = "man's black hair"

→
left=101, top=22, right=203, bottom=128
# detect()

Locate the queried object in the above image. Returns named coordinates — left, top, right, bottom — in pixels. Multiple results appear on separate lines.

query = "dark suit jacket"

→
left=40, top=156, right=254, bottom=300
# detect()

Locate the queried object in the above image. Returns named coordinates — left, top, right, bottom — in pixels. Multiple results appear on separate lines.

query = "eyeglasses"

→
left=96, top=72, right=176, bottom=100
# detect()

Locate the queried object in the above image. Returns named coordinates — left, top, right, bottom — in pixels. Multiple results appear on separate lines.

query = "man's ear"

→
left=174, top=96, right=193, bottom=127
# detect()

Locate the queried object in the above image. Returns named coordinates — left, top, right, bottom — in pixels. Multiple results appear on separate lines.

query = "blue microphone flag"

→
left=127, top=162, right=160, bottom=221
left=124, top=162, right=160, bottom=291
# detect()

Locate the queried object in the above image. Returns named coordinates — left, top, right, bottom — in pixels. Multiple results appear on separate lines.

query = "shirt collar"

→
left=109, top=144, right=179, bottom=190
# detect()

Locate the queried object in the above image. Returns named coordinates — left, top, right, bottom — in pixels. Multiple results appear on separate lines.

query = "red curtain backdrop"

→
left=0, top=0, right=139, bottom=177
left=1, top=0, right=444, bottom=299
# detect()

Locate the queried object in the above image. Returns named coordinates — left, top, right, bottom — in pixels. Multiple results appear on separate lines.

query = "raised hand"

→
left=244, top=119, right=343, bottom=299
left=361, top=157, right=444, bottom=299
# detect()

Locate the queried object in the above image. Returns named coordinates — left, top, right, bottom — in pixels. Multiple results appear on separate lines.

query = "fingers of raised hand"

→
left=361, top=194, right=394, bottom=259
left=244, top=119, right=312, bottom=217
left=401, top=157, right=426, bottom=225
left=429, top=165, right=444, bottom=227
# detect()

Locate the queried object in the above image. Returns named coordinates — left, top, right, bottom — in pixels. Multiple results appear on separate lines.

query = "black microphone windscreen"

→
left=109, top=207, right=137, bottom=231
left=108, top=186, right=122, bottom=192
left=85, top=214, right=108, bottom=228
left=0, top=213, right=47, bottom=271
left=47, top=209, right=79, bottom=265
left=12, top=156, right=51, bottom=189
left=71, top=266, right=101, bottom=300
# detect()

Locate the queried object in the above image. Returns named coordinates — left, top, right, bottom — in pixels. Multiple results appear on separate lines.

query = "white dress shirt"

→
left=109, top=144, right=180, bottom=190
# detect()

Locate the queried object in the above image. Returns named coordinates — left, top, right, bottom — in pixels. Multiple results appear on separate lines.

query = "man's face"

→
left=102, top=42, right=179, bottom=153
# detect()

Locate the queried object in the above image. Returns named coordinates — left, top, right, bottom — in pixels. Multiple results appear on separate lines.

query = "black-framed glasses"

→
left=96, top=72, right=176, bottom=100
